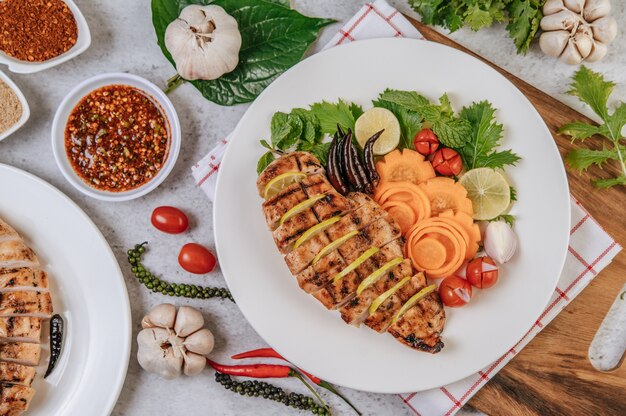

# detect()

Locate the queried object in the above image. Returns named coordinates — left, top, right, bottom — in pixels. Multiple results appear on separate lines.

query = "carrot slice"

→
left=375, top=149, right=436, bottom=185
left=374, top=181, right=432, bottom=228
left=382, top=200, right=415, bottom=236
left=419, top=177, right=473, bottom=217
left=412, top=238, right=447, bottom=270
left=406, top=220, right=467, bottom=278
left=438, top=210, right=481, bottom=259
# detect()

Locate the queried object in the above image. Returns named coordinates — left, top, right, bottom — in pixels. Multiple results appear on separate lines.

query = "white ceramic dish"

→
left=0, top=0, right=91, bottom=74
left=214, top=39, right=571, bottom=393
left=0, top=70, right=30, bottom=141
left=51, top=72, right=181, bottom=202
left=0, top=163, right=131, bottom=415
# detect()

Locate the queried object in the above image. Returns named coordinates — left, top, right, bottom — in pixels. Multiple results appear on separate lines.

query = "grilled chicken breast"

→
left=0, top=242, right=38, bottom=270
left=0, top=221, right=19, bottom=244
left=259, top=153, right=445, bottom=354
left=0, top=363, right=35, bottom=387
left=0, top=318, right=42, bottom=344
left=0, top=383, right=35, bottom=416
left=0, top=292, right=53, bottom=318
left=0, top=343, right=40, bottom=367
left=0, top=268, right=48, bottom=292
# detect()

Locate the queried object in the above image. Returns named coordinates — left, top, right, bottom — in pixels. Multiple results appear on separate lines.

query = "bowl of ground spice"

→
left=51, top=73, right=181, bottom=202
left=0, top=0, right=91, bottom=74
left=0, top=70, right=29, bottom=141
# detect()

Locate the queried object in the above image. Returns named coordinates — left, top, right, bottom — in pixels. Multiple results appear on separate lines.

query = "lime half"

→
left=459, top=168, right=511, bottom=220
left=355, top=107, right=401, bottom=155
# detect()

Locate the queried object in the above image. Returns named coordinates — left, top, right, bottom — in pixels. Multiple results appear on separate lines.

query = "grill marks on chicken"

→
left=0, top=218, right=55, bottom=414
left=259, top=153, right=445, bottom=353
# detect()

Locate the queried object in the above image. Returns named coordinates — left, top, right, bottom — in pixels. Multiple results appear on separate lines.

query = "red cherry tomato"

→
left=431, top=148, right=463, bottom=176
left=151, top=206, right=189, bottom=234
left=413, top=128, right=440, bottom=155
left=466, top=256, right=499, bottom=289
left=438, top=276, right=472, bottom=307
left=178, top=243, right=217, bottom=274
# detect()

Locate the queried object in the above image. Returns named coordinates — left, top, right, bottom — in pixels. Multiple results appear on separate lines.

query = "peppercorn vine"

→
left=127, top=242, right=233, bottom=301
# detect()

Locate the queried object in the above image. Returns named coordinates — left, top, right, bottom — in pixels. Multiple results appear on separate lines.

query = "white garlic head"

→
left=165, top=5, right=242, bottom=80
left=483, top=221, right=518, bottom=264
left=137, top=304, right=215, bottom=379
left=539, top=0, right=617, bottom=64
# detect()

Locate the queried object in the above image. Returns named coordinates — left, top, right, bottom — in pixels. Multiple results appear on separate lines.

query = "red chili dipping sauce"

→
left=64, top=85, right=170, bottom=192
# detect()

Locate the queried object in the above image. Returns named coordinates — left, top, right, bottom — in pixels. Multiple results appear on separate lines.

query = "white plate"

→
left=0, top=164, right=131, bottom=414
left=214, top=39, right=570, bottom=393
left=0, top=0, right=91, bottom=74
left=51, top=73, right=181, bottom=202
left=0, top=70, right=30, bottom=142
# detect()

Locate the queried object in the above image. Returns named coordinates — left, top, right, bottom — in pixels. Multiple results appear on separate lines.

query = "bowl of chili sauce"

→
left=52, top=73, right=181, bottom=201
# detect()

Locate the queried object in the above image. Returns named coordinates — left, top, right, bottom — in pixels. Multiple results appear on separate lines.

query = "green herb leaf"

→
left=509, top=186, right=517, bottom=202
left=260, top=139, right=273, bottom=151
left=292, top=109, right=321, bottom=143
left=372, top=97, right=422, bottom=150
left=457, top=101, right=520, bottom=169
left=492, top=214, right=516, bottom=226
left=560, top=67, right=626, bottom=188
left=379, top=90, right=431, bottom=111
left=506, top=0, right=542, bottom=54
left=309, top=100, right=364, bottom=135
left=297, top=141, right=332, bottom=166
left=257, top=151, right=275, bottom=174
left=465, top=4, right=495, bottom=31
left=152, top=0, right=334, bottom=106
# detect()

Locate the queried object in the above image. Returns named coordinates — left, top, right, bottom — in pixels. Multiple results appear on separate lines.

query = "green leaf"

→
left=492, top=214, right=516, bottom=226
left=567, top=66, right=613, bottom=120
left=372, top=98, right=422, bottom=150
left=152, top=0, right=334, bottom=106
left=379, top=90, right=431, bottom=111
left=506, top=0, right=542, bottom=54
left=464, top=4, right=494, bottom=31
left=257, top=151, right=275, bottom=174
left=260, top=139, right=273, bottom=151
left=292, top=109, right=320, bottom=143
left=606, top=102, right=626, bottom=140
left=270, top=112, right=290, bottom=148
left=297, top=141, right=332, bottom=166
left=309, top=100, right=363, bottom=135
left=558, top=121, right=606, bottom=140
left=457, top=101, right=520, bottom=169
left=593, top=176, right=626, bottom=188
left=510, top=186, right=517, bottom=202
left=264, top=0, right=290, bottom=8
left=432, top=117, right=472, bottom=148
left=565, top=147, right=624, bottom=171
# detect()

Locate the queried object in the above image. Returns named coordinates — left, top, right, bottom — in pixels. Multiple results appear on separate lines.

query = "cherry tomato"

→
left=438, top=276, right=472, bottom=307
left=413, top=128, right=440, bottom=155
left=466, top=256, right=499, bottom=289
left=430, top=148, right=463, bottom=176
left=178, top=243, right=217, bottom=274
left=151, top=206, right=189, bottom=234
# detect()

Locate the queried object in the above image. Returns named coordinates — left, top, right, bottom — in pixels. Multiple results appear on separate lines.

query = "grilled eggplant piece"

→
left=256, top=152, right=324, bottom=197
left=327, top=134, right=350, bottom=195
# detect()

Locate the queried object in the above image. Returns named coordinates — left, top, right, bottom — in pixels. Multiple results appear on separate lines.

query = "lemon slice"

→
left=369, top=275, right=411, bottom=315
left=263, top=172, right=307, bottom=199
left=279, top=194, right=326, bottom=226
left=356, top=257, right=403, bottom=295
left=459, top=168, right=511, bottom=221
left=312, top=230, right=359, bottom=265
left=354, top=107, right=401, bottom=155
left=333, top=247, right=379, bottom=283
left=391, top=283, right=437, bottom=325
left=293, top=216, right=342, bottom=249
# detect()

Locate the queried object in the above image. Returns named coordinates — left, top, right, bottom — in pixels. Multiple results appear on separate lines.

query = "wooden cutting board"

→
left=405, top=17, right=626, bottom=416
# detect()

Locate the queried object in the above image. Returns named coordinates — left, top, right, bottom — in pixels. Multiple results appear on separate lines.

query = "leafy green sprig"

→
left=559, top=67, right=626, bottom=188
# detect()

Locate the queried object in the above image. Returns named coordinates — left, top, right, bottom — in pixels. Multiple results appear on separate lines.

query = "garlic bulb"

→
left=539, top=0, right=617, bottom=64
left=137, top=303, right=215, bottom=379
left=483, top=221, right=517, bottom=264
left=165, top=5, right=242, bottom=81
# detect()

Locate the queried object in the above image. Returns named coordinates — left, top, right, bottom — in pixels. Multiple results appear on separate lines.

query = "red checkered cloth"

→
left=192, top=2, right=621, bottom=414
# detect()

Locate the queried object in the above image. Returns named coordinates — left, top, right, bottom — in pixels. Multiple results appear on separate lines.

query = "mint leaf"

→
left=297, top=141, right=332, bottom=166
left=432, top=117, right=472, bottom=148
left=458, top=101, right=520, bottom=169
left=292, top=108, right=320, bottom=143
left=270, top=112, right=290, bottom=148
left=372, top=98, right=422, bottom=150
left=506, top=0, right=542, bottom=54
left=309, top=100, right=363, bottom=135
left=379, top=90, right=431, bottom=111
left=257, top=151, right=275, bottom=174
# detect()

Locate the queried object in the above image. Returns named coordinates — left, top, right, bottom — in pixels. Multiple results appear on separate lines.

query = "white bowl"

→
left=0, top=70, right=30, bottom=141
left=51, top=73, right=181, bottom=202
left=0, top=0, right=91, bottom=74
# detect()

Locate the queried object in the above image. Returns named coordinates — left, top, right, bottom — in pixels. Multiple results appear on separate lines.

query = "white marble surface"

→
left=0, top=1, right=624, bottom=415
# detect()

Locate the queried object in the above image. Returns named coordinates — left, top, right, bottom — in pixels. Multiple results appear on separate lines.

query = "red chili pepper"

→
left=206, top=359, right=293, bottom=378
left=232, top=348, right=361, bottom=415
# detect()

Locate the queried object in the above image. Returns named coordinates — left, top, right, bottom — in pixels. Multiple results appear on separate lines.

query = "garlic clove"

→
left=560, top=40, right=585, bottom=64
left=174, top=306, right=205, bottom=337
left=591, top=16, right=618, bottom=44
left=583, top=0, right=611, bottom=22
left=540, top=9, right=582, bottom=31
left=539, top=30, right=571, bottom=57
left=544, top=0, right=567, bottom=15
left=483, top=221, right=517, bottom=264
left=137, top=328, right=183, bottom=380
left=183, top=352, right=207, bottom=376
left=574, top=30, right=594, bottom=58
left=563, top=0, right=585, bottom=13
left=585, top=41, right=608, bottom=62
left=183, top=328, right=215, bottom=355
left=141, top=303, right=177, bottom=329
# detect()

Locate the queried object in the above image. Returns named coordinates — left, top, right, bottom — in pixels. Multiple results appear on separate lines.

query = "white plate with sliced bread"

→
left=0, top=164, right=130, bottom=415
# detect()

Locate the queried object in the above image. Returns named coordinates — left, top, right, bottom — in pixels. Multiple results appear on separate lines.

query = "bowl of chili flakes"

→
left=51, top=72, right=181, bottom=201
left=0, top=0, right=91, bottom=74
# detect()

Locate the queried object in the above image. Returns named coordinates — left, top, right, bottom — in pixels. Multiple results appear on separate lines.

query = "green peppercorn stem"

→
left=127, top=242, right=234, bottom=302
left=215, top=372, right=331, bottom=415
